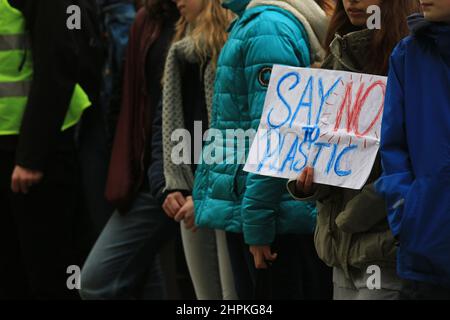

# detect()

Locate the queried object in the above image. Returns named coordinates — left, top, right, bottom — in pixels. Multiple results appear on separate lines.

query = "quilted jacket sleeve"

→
left=241, top=11, right=312, bottom=245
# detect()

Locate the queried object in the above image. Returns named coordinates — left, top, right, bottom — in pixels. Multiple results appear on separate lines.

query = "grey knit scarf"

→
left=162, top=36, right=215, bottom=192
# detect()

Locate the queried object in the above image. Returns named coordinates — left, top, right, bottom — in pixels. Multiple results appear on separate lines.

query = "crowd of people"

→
left=0, top=0, right=449, bottom=300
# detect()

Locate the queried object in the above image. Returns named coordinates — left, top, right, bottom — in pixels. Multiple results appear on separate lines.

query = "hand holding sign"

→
left=295, top=167, right=315, bottom=196
left=244, top=65, right=387, bottom=190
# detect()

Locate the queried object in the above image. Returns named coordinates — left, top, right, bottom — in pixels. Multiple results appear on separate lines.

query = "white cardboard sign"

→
left=244, top=65, right=387, bottom=189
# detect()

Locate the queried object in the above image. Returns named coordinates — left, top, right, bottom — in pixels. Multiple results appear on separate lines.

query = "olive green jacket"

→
left=287, top=29, right=397, bottom=278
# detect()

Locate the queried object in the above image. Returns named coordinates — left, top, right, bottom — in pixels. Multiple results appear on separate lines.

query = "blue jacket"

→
left=193, top=0, right=328, bottom=245
left=376, top=14, right=450, bottom=287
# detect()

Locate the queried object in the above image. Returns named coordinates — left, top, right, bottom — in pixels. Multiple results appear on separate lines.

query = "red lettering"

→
left=333, top=80, right=386, bottom=137
left=353, top=81, right=386, bottom=137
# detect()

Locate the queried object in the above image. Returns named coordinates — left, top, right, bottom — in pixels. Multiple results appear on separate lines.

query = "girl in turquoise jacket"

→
left=193, top=0, right=334, bottom=299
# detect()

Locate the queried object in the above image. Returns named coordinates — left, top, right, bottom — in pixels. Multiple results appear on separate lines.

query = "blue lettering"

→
left=315, top=77, right=341, bottom=125
left=257, top=129, right=275, bottom=172
left=267, top=72, right=300, bottom=129
left=257, top=129, right=286, bottom=172
left=280, top=136, right=300, bottom=172
left=302, top=125, right=320, bottom=148
left=334, top=144, right=358, bottom=176
left=290, top=76, right=314, bottom=127
left=290, top=138, right=307, bottom=172
left=326, top=144, right=338, bottom=174
left=312, top=142, right=331, bottom=168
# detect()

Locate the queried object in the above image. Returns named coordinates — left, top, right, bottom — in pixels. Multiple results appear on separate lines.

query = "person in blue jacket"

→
left=376, top=0, right=450, bottom=300
left=193, top=0, right=334, bottom=299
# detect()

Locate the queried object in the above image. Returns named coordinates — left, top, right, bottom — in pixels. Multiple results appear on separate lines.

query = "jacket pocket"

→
left=399, top=179, right=421, bottom=243
left=398, top=175, right=448, bottom=271
left=348, top=229, right=397, bottom=269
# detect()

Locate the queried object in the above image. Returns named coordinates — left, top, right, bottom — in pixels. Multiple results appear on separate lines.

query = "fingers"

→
left=163, top=193, right=194, bottom=229
left=174, top=207, right=186, bottom=222
left=253, top=250, right=267, bottom=269
left=11, top=173, right=21, bottom=194
left=250, top=246, right=269, bottom=269
left=296, top=169, right=307, bottom=193
left=263, top=247, right=277, bottom=262
left=19, top=177, right=30, bottom=194
left=296, top=167, right=314, bottom=195
left=163, top=200, right=180, bottom=218
left=173, top=192, right=187, bottom=207
left=11, top=168, right=43, bottom=194
left=162, top=200, right=171, bottom=217
left=304, top=167, right=314, bottom=194
left=177, top=196, right=194, bottom=225
left=250, top=246, right=277, bottom=269
left=162, top=200, right=174, bottom=218
left=183, top=213, right=195, bottom=230
left=163, top=192, right=186, bottom=218
left=162, top=199, right=178, bottom=218
left=169, top=201, right=181, bottom=216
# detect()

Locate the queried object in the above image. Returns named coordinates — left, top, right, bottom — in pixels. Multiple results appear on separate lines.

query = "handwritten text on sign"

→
left=244, top=65, right=387, bottom=189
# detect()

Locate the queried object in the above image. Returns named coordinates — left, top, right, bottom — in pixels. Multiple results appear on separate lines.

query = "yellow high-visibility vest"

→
left=0, top=0, right=91, bottom=135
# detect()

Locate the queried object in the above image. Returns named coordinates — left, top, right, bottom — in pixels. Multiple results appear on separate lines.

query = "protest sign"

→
left=244, top=65, right=387, bottom=189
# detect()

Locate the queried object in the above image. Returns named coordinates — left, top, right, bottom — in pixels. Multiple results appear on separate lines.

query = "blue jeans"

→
left=79, top=192, right=177, bottom=299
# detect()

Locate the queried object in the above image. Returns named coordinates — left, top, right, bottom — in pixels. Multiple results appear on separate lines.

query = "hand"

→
left=174, top=196, right=193, bottom=222
left=162, top=192, right=186, bottom=218
left=176, top=196, right=197, bottom=232
left=11, top=165, right=43, bottom=194
left=295, top=167, right=315, bottom=196
left=249, top=245, right=277, bottom=269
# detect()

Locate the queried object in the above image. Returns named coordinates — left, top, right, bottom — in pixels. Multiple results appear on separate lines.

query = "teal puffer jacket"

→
left=193, top=0, right=324, bottom=245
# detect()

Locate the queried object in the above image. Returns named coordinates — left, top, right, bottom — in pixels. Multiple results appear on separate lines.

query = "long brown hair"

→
left=172, top=0, right=234, bottom=69
left=325, top=0, right=420, bottom=75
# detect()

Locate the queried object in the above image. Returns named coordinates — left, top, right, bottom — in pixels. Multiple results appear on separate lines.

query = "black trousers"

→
left=226, top=232, right=333, bottom=300
left=0, top=141, right=82, bottom=299
left=76, top=105, right=114, bottom=237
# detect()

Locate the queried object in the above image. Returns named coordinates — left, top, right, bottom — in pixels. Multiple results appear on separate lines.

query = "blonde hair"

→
left=173, top=0, right=234, bottom=69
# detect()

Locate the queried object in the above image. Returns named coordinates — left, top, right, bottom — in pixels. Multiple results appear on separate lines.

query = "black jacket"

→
left=147, top=100, right=165, bottom=204
left=1, top=0, right=103, bottom=171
